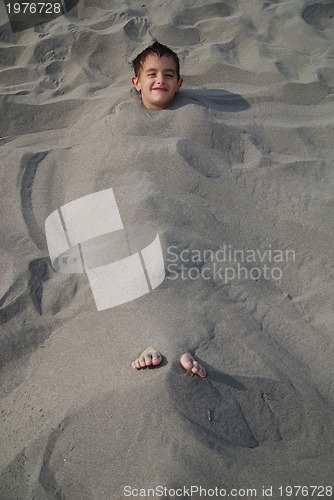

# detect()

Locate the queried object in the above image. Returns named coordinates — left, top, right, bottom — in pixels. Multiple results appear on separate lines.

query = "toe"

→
left=139, top=356, right=146, bottom=368
left=197, top=364, right=206, bottom=378
left=152, top=352, right=162, bottom=366
left=145, top=353, right=152, bottom=366
left=192, top=361, right=200, bottom=374
left=180, top=353, right=194, bottom=371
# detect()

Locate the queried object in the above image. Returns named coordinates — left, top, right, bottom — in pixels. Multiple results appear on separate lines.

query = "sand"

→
left=0, top=0, right=334, bottom=498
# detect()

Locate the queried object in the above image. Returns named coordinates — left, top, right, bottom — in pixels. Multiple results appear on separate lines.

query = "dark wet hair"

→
left=132, top=41, right=180, bottom=79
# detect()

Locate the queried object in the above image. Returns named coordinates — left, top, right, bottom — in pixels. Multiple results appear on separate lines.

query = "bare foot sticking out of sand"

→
left=132, top=346, right=162, bottom=370
left=180, top=352, right=206, bottom=378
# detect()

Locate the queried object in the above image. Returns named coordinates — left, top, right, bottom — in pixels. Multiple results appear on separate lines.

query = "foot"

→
left=132, top=346, right=163, bottom=370
left=180, top=353, right=206, bottom=378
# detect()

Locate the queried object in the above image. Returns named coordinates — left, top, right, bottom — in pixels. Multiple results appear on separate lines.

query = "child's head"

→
left=131, top=41, right=183, bottom=110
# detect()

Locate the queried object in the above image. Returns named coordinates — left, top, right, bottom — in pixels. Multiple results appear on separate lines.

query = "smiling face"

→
left=131, top=54, right=183, bottom=110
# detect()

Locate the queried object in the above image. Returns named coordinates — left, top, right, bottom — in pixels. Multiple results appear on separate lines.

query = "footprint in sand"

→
left=302, top=3, right=334, bottom=30
left=174, top=3, right=235, bottom=25
left=123, top=17, right=151, bottom=41
left=89, top=12, right=130, bottom=31
left=34, top=37, right=71, bottom=64
left=34, top=24, right=49, bottom=37
left=68, top=23, right=82, bottom=34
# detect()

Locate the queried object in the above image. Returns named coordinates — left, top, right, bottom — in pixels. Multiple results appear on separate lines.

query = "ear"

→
left=177, top=78, right=183, bottom=90
left=131, top=76, right=141, bottom=92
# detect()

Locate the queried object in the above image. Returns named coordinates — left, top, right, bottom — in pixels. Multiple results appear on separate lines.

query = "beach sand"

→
left=0, top=0, right=334, bottom=498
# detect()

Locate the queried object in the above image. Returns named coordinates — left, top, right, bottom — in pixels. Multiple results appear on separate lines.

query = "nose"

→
left=156, top=72, right=165, bottom=84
